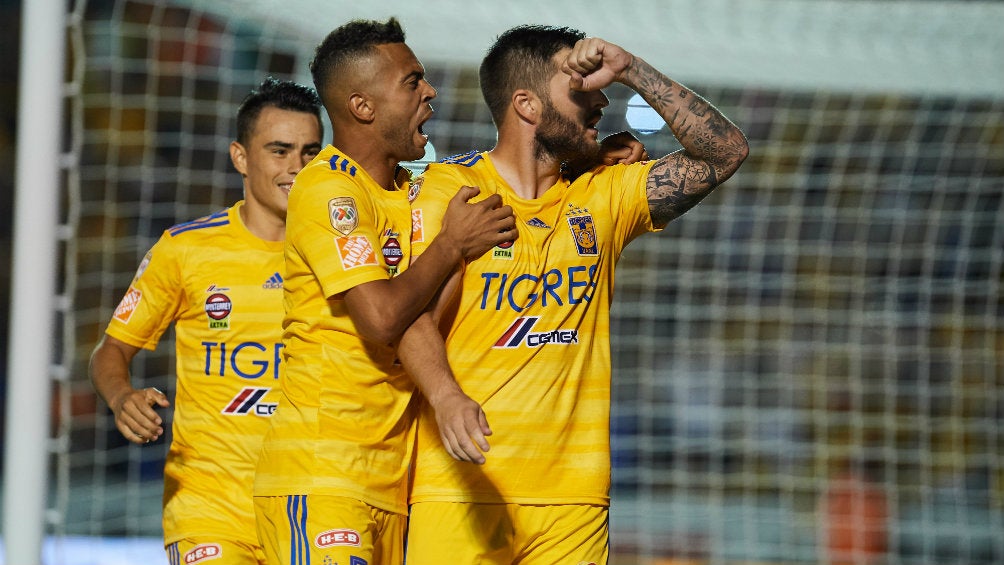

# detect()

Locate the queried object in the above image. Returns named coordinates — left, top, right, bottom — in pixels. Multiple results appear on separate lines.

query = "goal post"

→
left=4, top=1, right=1002, bottom=564
left=3, top=0, right=69, bottom=564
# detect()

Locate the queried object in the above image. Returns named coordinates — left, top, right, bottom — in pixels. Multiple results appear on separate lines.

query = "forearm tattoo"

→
left=626, top=57, right=749, bottom=227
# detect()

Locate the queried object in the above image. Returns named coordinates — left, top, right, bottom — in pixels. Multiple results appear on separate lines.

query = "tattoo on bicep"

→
left=646, top=153, right=718, bottom=226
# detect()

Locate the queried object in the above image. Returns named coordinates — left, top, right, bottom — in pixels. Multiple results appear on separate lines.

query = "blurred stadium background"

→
left=1, top=0, right=1002, bottom=563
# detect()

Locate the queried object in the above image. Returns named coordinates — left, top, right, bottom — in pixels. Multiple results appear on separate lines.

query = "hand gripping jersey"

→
left=253, top=145, right=416, bottom=514
left=409, top=151, right=658, bottom=505
left=105, top=202, right=284, bottom=545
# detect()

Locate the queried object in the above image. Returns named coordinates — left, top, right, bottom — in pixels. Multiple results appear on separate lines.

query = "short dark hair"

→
left=310, top=17, right=406, bottom=97
left=479, top=25, right=585, bottom=126
left=235, top=76, right=322, bottom=145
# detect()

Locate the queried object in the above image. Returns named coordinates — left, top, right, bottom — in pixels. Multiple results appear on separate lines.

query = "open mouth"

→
left=418, top=110, right=433, bottom=142
left=278, top=182, right=293, bottom=193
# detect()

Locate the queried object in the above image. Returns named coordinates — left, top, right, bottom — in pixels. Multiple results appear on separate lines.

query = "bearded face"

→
left=533, top=97, right=602, bottom=163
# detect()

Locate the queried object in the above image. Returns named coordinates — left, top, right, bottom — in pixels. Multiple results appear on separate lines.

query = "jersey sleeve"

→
left=104, top=233, right=184, bottom=350
left=598, top=159, right=660, bottom=246
left=286, top=173, right=389, bottom=298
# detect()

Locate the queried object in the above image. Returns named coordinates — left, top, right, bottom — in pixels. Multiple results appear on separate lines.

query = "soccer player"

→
left=250, top=18, right=518, bottom=565
left=88, top=77, right=324, bottom=565
left=399, top=25, right=750, bottom=564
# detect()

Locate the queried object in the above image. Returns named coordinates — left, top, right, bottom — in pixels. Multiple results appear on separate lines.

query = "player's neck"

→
left=239, top=202, right=285, bottom=242
left=489, top=138, right=562, bottom=200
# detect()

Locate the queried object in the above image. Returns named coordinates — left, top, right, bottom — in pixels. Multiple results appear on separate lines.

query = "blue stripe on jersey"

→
left=166, top=541, right=179, bottom=565
left=440, top=150, right=482, bottom=167
left=329, top=154, right=357, bottom=177
left=287, top=495, right=309, bottom=565
left=168, top=210, right=230, bottom=236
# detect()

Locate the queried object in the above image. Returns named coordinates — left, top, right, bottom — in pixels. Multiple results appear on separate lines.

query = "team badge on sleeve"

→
left=329, top=197, right=358, bottom=235
left=566, top=204, right=598, bottom=256
left=112, top=286, right=142, bottom=323
left=133, top=251, right=152, bottom=281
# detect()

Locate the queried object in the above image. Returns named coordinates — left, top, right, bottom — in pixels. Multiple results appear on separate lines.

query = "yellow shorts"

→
left=254, top=495, right=405, bottom=565
left=406, top=502, right=609, bottom=565
left=166, top=538, right=265, bottom=565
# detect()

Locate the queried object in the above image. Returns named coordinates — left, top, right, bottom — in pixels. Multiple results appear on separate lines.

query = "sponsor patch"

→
left=527, top=217, right=551, bottom=229
left=329, top=197, right=358, bottom=235
left=315, top=528, right=361, bottom=548
left=411, top=209, right=425, bottom=243
left=222, top=387, right=276, bottom=416
left=382, top=231, right=403, bottom=276
left=183, top=543, right=222, bottom=564
left=492, top=239, right=514, bottom=260
left=113, top=286, right=142, bottom=324
left=204, top=292, right=232, bottom=330
left=351, top=557, right=368, bottom=565
left=494, top=316, right=579, bottom=348
left=336, top=236, right=378, bottom=270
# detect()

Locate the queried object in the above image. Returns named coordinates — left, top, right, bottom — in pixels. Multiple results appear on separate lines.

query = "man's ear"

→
left=512, top=89, right=541, bottom=125
left=348, top=92, right=375, bottom=123
left=230, top=141, right=247, bottom=176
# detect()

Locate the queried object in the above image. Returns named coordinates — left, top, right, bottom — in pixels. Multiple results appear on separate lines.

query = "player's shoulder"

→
left=423, top=151, right=488, bottom=182
left=437, top=150, right=485, bottom=168
left=163, top=208, right=232, bottom=242
left=292, top=149, right=371, bottom=204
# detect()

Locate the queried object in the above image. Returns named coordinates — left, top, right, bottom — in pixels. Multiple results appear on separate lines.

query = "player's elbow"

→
left=724, top=131, right=750, bottom=177
left=355, top=315, right=409, bottom=347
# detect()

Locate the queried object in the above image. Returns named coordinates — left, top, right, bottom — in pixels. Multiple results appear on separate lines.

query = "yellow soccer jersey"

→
left=409, top=151, right=658, bottom=505
left=104, top=202, right=284, bottom=545
left=253, top=145, right=417, bottom=515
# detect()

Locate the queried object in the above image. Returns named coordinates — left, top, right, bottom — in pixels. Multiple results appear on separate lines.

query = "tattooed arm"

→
left=563, top=38, right=749, bottom=227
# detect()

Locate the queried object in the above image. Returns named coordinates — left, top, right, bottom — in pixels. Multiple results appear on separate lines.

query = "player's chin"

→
left=405, top=134, right=429, bottom=160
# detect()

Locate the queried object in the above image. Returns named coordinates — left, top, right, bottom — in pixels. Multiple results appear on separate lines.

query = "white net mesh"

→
left=51, top=1, right=1004, bottom=563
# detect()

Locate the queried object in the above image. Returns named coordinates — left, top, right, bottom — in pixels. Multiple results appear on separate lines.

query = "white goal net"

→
left=12, top=0, right=1004, bottom=564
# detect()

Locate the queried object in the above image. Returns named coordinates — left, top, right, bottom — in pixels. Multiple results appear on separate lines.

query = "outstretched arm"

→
left=89, top=335, right=169, bottom=444
left=563, top=38, right=749, bottom=227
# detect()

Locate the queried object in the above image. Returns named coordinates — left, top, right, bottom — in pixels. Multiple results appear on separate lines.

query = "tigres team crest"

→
left=329, top=197, right=358, bottom=235
left=407, top=175, right=423, bottom=202
left=567, top=214, right=598, bottom=256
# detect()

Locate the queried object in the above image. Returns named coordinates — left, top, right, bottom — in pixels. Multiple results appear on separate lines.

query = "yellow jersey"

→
left=253, top=145, right=416, bottom=515
left=105, top=202, right=284, bottom=545
left=409, top=151, right=658, bottom=505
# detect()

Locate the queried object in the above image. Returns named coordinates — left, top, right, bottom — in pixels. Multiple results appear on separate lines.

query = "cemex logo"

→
left=493, top=316, right=578, bottom=348
left=221, top=387, right=276, bottom=416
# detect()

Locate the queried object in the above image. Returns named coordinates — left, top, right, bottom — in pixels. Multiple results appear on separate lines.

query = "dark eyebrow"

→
left=264, top=141, right=295, bottom=150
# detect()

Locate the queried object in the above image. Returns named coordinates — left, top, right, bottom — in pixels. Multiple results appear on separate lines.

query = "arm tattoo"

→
left=647, top=152, right=717, bottom=227
left=623, top=59, right=748, bottom=226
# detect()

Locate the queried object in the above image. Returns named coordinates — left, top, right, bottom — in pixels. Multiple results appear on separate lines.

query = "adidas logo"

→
left=527, top=217, right=551, bottom=229
left=262, top=272, right=283, bottom=289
